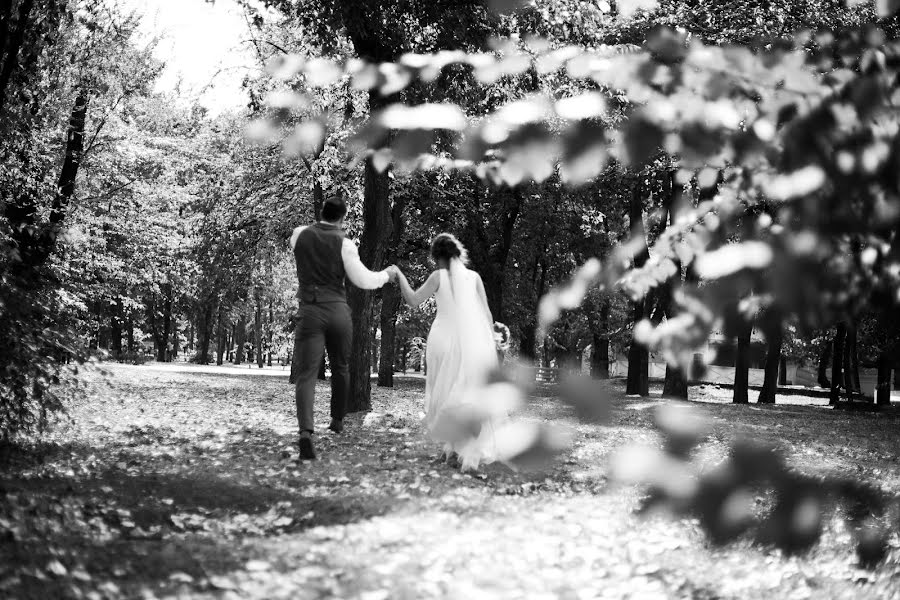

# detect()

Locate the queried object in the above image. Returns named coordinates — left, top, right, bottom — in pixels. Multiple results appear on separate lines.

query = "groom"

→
left=290, top=191, right=397, bottom=460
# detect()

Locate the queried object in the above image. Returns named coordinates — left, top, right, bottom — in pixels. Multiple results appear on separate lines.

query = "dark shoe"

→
left=328, top=419, right=344, bottom=434
left=298, top=435, right=316, bottom=460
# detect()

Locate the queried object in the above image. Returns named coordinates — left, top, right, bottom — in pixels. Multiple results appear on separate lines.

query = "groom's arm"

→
left=342, top=239, right=390, bottom=289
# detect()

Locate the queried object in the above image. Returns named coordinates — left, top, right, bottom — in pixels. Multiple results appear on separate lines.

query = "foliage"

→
left=256, top=0, right=900, bottom=562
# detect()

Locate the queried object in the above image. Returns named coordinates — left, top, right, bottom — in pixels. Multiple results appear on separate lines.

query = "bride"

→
left=394, top=233, right=502, bottom=471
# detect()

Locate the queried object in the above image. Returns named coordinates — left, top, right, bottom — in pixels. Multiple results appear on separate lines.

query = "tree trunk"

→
left=267, top=301, right=274, bottom=367
left=376, top=186, right=407, bottom=388
left=733, top=318, right=753, bottom=404
left=662, top=365, right=688, bottom=399
left=49, top=91, right=88, bottom=236
left=110, top=297, right=123, bottom=358
left=195, top=303, right=214, bottom=364
left=347, top=90, right=393, bottom=413
left=590, top=334, right=610, bottom=379
left=234, top=314, right=247, bottom=365
left=625, top=178, right=649, bottom=397
left=817, top=339, right=832, bottom=388
left=759, top=319, right=782, bottom=404
left=830, top=322, right=847, bottom=406
left=400, top=340, right=408, bottom=373
left=215, top=308, right=226, bottom=366
left=377, top=285, right=402, bottom=387
left=254, top=295, right=264, bottom=368
left=876, top=351, right=892, bottom=406
left=157, top=282, right=173, bottom=362
left=778, top=356, right=787, bottom=385
left=318, top=356, right=327, bottom=380
left=125, top=318, right=134, bottom=353
left=171, top=318, right=179, bottom=361
left=844, top=324, right=861, bottom=397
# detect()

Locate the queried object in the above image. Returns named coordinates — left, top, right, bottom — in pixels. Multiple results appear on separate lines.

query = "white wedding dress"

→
left=424, top=258, right=501, bottom=470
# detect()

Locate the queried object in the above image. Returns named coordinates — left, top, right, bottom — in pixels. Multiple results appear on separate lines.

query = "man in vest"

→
left=289, top=191, right=398, bottom=459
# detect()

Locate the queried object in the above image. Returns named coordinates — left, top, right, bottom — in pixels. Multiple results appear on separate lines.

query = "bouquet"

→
left=493, top=322, right=511, bottom=352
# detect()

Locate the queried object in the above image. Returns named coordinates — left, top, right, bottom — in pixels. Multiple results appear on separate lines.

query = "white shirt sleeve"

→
left=341, top=239, right=390, bottom=289
left=289, top=225, right=306, bottom=250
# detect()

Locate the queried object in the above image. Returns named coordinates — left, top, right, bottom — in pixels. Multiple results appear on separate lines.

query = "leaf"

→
left=46, top=560, right=68, bottom=577
left=764, top=166, right=826, bottom=200
left=558, top=374, right=612, bottom=423
left=266, top=54, right=305, bottom=80
left=494, top=422, right=573, bottom=470
left=617, top=0, right=659, bottom=19
left=305, top=57, right=342, bottom=87
left=694, top=242, right=773, bottom=280
left=284, top=120, right=326, bottom=157
left=245, top=560, right=272, bottom=572
left=377, top=104, right=468, bottom=131
left=554, top=92, right=607, bottom=120
left=875, top=0, right=900, bottom=18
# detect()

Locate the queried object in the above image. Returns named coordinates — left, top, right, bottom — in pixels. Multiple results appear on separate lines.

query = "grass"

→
left=1, top=363, right=899, bottom=599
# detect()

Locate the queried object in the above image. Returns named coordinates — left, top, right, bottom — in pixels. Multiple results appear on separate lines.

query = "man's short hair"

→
left=321, top=191, right=348, bottom=222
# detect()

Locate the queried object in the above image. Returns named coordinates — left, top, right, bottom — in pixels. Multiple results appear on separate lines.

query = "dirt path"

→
left=1, top=364, right=899, bottom=599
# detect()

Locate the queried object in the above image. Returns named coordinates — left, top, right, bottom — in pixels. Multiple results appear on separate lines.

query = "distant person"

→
left=289, top=191, right=398, bottom=460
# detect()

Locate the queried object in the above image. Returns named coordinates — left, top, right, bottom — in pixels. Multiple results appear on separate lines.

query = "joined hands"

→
left=386, top=265, right=402, bottom=282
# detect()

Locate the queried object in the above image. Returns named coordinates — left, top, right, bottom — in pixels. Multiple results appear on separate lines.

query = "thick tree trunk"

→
left=377, top=188, right=407, bottom=388
left=778, top=356, right=787, bottom=385
left=759, top=319, right=782, bottom=404
left=378, top=285, right=402, bottom=387
left=876, top=351, right=892, bottom=406
left=234, top=314, right=247, bottom=365
left=817, top=340, right=832, bottom=388
left=347, top=91, right=393, bottom=413
left=625, top=178, right=649, bottom=397
left=662, top=365, right=688, bottom=399
left=733, top=319, right=753, bottom=404
left=195, top=303, right=214, bottom=364
left=830, top=322, right=847, bottom=405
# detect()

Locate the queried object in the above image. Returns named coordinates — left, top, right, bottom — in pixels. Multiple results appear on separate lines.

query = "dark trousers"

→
left=294, top=302, right=352, bottom=433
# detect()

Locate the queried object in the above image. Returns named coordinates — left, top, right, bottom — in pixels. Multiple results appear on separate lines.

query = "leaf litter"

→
left=0, top=364, right=898, bottom=598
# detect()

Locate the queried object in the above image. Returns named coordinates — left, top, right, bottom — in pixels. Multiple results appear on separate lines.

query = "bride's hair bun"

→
left=431, top=233, right=468, bottom=264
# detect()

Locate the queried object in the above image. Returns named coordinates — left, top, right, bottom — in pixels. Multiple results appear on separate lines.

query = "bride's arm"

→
left=475, top=273, right=494, bottom=324
left=398, top=270, right=440, bottom=307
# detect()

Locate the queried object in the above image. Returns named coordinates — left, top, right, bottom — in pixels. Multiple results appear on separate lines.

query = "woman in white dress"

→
left=395, top=234, right=501, bottom=470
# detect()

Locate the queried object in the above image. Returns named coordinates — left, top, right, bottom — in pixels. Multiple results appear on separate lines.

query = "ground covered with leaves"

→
left=2, top=364, right=900, bottom=599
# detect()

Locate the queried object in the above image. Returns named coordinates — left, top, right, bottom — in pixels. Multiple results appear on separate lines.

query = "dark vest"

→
left=294, top=222, right=347, bottom=303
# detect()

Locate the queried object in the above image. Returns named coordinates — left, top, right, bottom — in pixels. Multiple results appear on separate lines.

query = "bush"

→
left=0, top=273, right=86, bottom=441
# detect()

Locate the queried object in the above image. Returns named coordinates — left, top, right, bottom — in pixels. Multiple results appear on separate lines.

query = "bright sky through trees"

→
left=121, top=0, right=263, bottom=115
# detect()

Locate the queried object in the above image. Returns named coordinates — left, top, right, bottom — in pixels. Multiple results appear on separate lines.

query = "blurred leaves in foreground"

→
left=612, top=403, right=899, bottom=566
